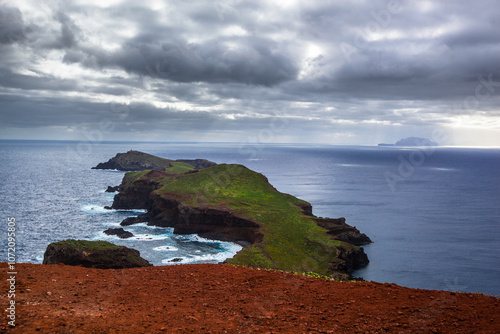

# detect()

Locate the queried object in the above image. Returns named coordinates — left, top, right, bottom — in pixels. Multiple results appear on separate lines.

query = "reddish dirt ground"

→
left=1, top=263, right=499, bottom=333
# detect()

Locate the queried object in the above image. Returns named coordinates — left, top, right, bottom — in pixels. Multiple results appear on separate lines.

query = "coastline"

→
left=1, top=142, right=498, bottom=294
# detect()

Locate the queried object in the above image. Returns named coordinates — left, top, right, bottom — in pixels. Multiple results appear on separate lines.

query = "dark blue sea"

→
left=1, top=140, right=499, bottom=295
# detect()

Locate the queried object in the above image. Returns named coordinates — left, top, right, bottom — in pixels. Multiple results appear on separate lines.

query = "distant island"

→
left=92, top=150, right=371, bottom=280
left=378, top=137, right=438, bottom=147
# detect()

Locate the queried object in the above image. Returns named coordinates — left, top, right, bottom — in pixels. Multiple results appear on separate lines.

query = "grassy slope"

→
left=164, top=161, right=195, bottom=174
left=129, top=163, right=354, bottom=275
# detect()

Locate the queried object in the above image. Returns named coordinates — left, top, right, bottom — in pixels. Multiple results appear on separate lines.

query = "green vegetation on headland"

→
left=108, top=151, right=371, bottom=279
left=155, top=164, right=348, bottom=273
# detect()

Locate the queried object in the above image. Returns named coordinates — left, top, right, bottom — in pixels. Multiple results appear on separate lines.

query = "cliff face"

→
left=314, top=217, right=372, bottom=245
left=147, top=193, right=264, bottom=244
left=112, top=171, right=165, bottom=209
left=110, top=162, right=371, bottom=279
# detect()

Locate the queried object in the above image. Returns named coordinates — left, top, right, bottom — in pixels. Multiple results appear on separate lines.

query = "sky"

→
left=0, top=0, right=499, bottom=146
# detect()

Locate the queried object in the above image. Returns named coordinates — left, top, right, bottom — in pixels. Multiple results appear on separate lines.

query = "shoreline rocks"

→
left=120, top=213, right=149, bottom=226
left=105, top=186, right=120, bottom=192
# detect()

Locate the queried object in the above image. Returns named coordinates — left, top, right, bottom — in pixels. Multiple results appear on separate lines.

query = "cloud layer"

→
left=1, top=0, right=499, bottom=145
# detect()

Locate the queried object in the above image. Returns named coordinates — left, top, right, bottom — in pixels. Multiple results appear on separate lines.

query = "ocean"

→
left=1, top=140, right=499, bottom=295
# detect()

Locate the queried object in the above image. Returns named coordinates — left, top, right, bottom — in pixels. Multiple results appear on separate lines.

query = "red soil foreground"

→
left=1, top=263, right=499, bottom=333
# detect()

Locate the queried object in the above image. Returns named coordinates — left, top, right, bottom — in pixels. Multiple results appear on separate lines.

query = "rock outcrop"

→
left=314, top=217, right=371, bottom=245
left=92, top=150, right=216, bottom=171
left=104, top=228, right=134, bottom=239
left=120, top=213, right=149, bottom=226
left=105, top=186, right=120, bottom=192
left=43, top=240, right=151, bottom=269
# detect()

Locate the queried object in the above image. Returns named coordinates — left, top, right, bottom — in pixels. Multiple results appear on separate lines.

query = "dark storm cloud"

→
left=63, top=35, right=299, bottom=86
left=0, top=0, right=499, bottom=144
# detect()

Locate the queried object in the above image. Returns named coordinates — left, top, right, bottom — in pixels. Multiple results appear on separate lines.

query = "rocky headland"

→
left=98, top=151, right=371, bottom=280
left=2, top=262, right=498, bottom=333
left=43, top=240, right=151, bottom=269
left=92, top=150, right=217, bottom=171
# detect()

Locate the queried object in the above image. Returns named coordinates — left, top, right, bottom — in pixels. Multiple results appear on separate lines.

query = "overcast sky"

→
left=0, top=0, right=499, bottom=145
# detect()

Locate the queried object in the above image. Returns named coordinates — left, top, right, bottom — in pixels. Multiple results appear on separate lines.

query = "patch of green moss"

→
left=124, top=251, right=142, bottom=264
left=52, top=239, right=120, bottom=251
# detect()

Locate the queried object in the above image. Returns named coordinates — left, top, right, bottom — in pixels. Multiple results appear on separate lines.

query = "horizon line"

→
left=1, top=138, right=499, bottom=149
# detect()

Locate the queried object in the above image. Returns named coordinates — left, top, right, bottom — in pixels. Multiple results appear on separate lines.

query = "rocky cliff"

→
left=109, top=160, right=371, bottom=279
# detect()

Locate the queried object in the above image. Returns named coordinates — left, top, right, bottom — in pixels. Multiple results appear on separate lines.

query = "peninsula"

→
left=94, top=151, right=371, bottom=279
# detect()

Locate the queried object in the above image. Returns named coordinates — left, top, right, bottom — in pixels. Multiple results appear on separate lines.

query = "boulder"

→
left=43, top=240, right=151, bottom=269
left=104, top=228, right=134, bottom=239
left=105, top=186, right=120, bottom=192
